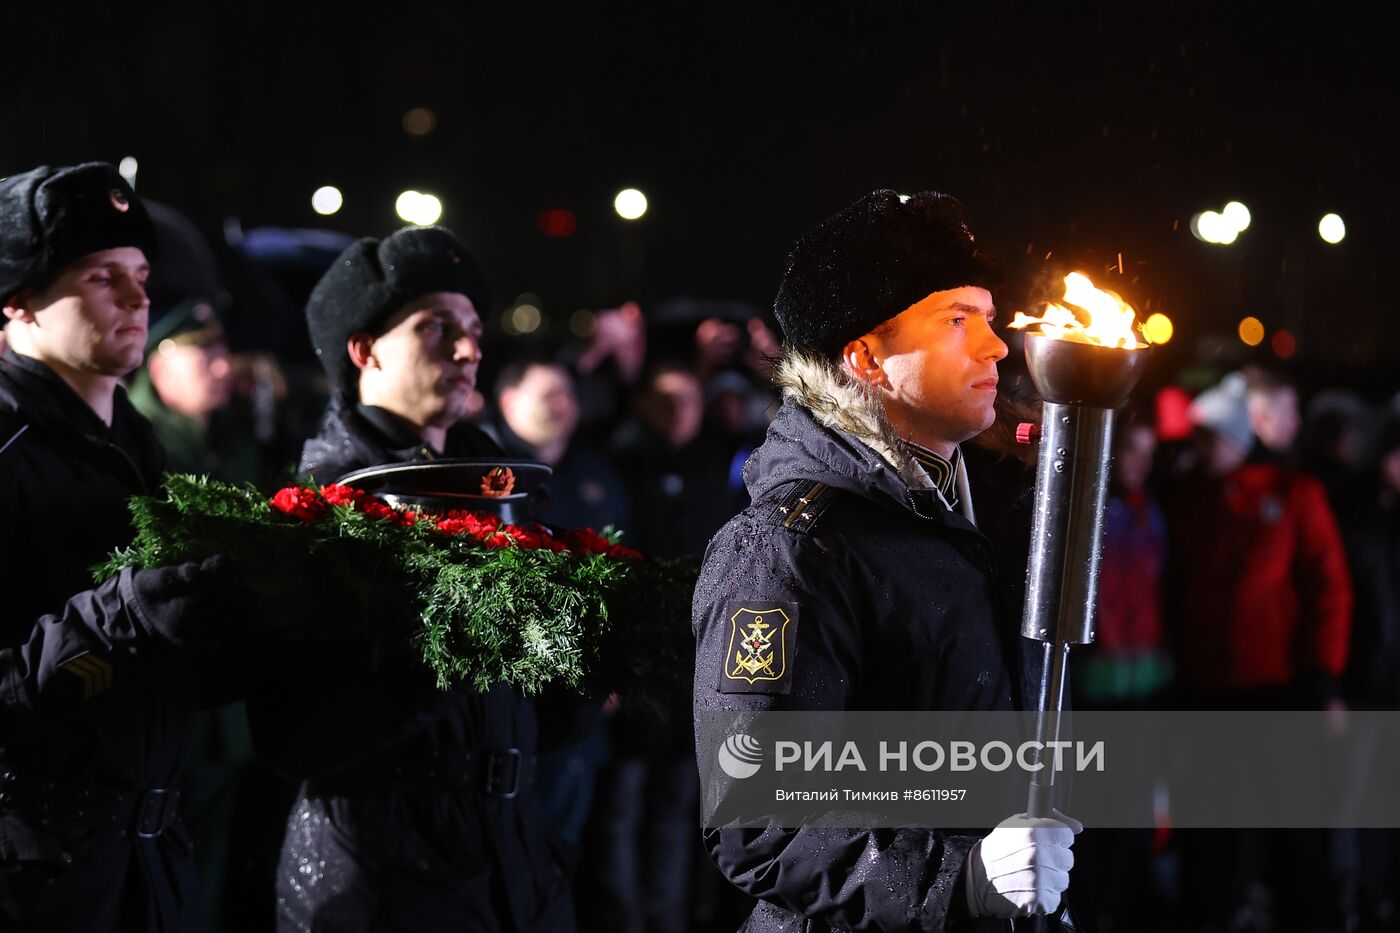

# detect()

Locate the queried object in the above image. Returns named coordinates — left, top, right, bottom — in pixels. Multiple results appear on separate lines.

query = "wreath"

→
left=95, top=475, right=696, bottom=696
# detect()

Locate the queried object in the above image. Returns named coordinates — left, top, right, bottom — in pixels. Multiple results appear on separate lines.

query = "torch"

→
left=1009, top=272, right=1150, bottom=820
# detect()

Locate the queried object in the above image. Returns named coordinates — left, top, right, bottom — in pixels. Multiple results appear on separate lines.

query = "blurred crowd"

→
left=14, top=196, right=1400, bottom=933
left=1056, top=361, right=1400, bottom=933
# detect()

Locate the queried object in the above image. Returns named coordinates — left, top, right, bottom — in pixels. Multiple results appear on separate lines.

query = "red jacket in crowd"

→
left=1171, top=460, right=1352, bottom=695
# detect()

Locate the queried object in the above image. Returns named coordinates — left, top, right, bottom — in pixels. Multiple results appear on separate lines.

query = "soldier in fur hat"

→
left=249, top=226, right=576, bottom=933
left=0, top=162, right=262, bottom=932
left=693, top=190, right=1080, bottom=931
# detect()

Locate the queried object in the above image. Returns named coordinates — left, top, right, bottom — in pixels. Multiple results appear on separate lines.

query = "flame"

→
left=1009, top=272, right=1146, bottom=349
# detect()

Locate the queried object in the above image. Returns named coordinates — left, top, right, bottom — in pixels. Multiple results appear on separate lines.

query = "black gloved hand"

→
left=124, top=556, right=255, bottom=647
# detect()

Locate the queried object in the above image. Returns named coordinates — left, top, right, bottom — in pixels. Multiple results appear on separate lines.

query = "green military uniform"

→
left=127, top=298, right=262, bottom=485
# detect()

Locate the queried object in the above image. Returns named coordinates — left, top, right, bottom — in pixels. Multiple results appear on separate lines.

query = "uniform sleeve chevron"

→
left=59, top=652, right=114, bottom=699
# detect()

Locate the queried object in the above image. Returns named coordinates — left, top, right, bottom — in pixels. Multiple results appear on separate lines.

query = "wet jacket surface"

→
left=0, top=349, right=212, bottom=932
left=253, top=395, right=573, bottom=933
left=694, top=397, right=1027, bottom=932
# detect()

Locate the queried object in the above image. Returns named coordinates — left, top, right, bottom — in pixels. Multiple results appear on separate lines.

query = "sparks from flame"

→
left=1009, top=271, right=1146, bottom=349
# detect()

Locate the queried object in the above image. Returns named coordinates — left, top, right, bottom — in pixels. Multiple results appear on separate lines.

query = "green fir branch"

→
left=97, top=474, right=697, bottom=697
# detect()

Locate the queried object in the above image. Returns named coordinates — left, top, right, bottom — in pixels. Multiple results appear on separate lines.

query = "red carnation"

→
left=559, top=527, right=614, bottom=556
left=321, top=484, right=364, bottom=508
left=270, top=486, right=327, bottom=523
left=606, top=544, right=644, bottom=561
left=501, top=518, right=560, bottom=549
left=433, top=510, right=503, bottom=539
left=270, top=487, right=299, bottom=514
left=434, top=516, right=472, bottom=536
left=465, top=514, right=501, bottom=538
left=504, top=524, right=550, bottom=550
left=527, top=525, right=568, bottom=552
left=360, top=499, right=397, bottom=523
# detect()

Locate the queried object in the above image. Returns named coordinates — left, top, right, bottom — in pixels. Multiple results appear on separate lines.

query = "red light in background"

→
left=1271, top=329, right=1297, bottom=359
left=538, top=209, right=577, bottom=238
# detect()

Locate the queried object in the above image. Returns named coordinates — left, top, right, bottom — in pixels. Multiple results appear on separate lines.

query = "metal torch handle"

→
left=1021, top=402, right=1115, bottom=648
left=1028, top=640, right=1073, bottom=818
left=1011, top=401, right=1113, bottom=933
left=1021, top=401, right=1114, bottom=812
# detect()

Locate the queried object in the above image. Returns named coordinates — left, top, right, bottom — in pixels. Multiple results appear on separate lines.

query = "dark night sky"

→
left=6, top=2, right=1397, bottom=388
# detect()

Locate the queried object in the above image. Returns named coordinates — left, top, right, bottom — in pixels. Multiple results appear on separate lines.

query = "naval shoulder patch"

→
left=717, top=601, right=799, bottom=695
left=59, top=651, right=113, bottom=700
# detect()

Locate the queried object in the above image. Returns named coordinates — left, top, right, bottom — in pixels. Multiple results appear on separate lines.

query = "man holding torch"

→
left=693, top=190, right=1078, bottom=930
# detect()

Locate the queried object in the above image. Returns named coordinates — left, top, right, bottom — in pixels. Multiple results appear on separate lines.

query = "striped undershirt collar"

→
left=903, top=441, right=960, bottom=505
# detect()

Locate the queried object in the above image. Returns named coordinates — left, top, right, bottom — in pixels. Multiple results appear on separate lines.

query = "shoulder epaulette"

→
left=769, top=480, right=839, bottom=533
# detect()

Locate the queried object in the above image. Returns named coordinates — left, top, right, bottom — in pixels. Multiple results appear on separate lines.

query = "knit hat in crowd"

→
left=306, top=226, right=491, bottom=395
left=0, top=162, right=158, bottom=303
left=1189, top=372, right=1256, bottom=452
left=772, top=189, right=1000, bottom=359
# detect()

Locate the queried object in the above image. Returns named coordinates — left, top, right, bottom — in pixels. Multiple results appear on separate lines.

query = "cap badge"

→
left=480, top=467, right=516, bottom=498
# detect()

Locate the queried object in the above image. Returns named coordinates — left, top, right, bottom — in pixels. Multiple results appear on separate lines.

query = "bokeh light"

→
left=1193, top=211, right=1232, bottom=244
left=538, top=209, right=577, bottom=237
left=311, top=186, right=343, bottom=216
left=1318, top=213, right=1346, bottom=244
left=1142, top=313, right=1174, bottom=345
left=614, top=188, right=648, bottom=220
left=1222, top=201, right=1251, bottom=232
left=1191, top=203, right=1248, bottom=245
left=1237, top=316, right=1266, bottom=347
left=395, top=190, right=443, bottom=225
left=403, top=107, right=437, bottom=137
left=569, top=309, right=597, bottom=337
left=511, top=303, right=542, bottom=334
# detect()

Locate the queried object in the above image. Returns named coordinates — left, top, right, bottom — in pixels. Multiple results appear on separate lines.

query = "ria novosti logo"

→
left=717, top=733, right=764, bottom=779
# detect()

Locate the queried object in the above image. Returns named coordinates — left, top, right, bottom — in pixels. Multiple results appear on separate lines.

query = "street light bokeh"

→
left=1318, top=213, right=1346, bottom=244
left=1143, top=313, right=1174, bottom=345
left=1191, top=201, right=1249, bottom=245
left=396, top=190, right=443, bottom=226
left=614, top=188, right=648, bottom=220
left=1238, top=316, right=1265, bottom=347
left=1222, top=201, right=1251, bottom=232
left=312, top=186, right=343, bottom=216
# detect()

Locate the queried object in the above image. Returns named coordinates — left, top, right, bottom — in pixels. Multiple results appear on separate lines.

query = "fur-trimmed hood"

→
left=743, top=350, right=937, bottom=513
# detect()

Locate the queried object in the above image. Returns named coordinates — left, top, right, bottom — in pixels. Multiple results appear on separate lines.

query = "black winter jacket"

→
left=251, top=396, right=574, bottom=933
left=0, top=349, right=220, bottom=933
left=694, top=398, right=1027, bottom=932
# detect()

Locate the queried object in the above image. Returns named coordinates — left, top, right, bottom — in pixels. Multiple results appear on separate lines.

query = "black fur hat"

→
left=306, top=226, right=491, bottom=395
left=773, top=189, right=999, bottom=358
left=0, top=162, right=158, bottom=303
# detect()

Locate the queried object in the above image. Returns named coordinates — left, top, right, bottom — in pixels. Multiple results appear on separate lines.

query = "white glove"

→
left=964, top=811, right=1082, bottom=918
